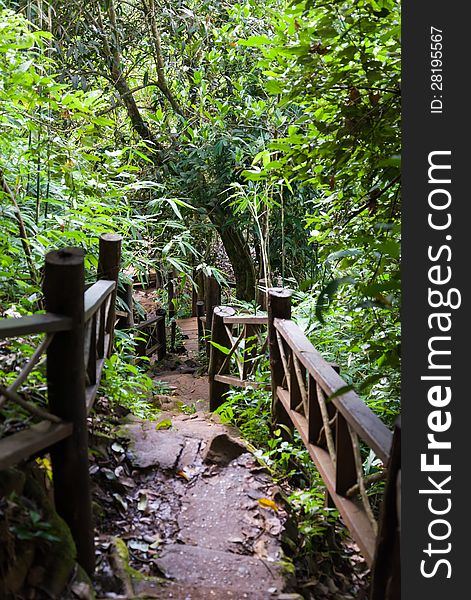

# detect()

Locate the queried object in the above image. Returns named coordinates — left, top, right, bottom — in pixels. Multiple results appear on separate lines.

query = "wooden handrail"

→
left=274, top=318, right=392, bottom=463
left=223, top=315, right=268, bottom=325
left=84, top=279, right=116, bottom=322
left=0, top=420, right=73, bottom=471
left=0, top=313, right=72, bottom=339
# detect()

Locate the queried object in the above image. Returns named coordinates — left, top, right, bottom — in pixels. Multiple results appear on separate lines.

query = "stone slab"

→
left=155, top=544, right=285, bottom=595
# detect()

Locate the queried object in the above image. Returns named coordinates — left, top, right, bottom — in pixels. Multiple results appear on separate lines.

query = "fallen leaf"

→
left=176, top=469, right=190, bottom=481
left=102, top=468, right=116, bottom=480
left=128, top=539, right=149, bottom=552
left=112, top=493, right=128, bottom=511
left=138, top=491, right=149, bottom=512
left=258, top=498, right=278, bottom=511
left=119, top=476, right=136, bottom=489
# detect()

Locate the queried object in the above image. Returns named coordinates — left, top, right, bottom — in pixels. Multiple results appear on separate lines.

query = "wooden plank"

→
left=84, top=279, right=115, bottom=322
left=0, top=313, right=72, bottom=339
left=223, top=315, right=268, bottom=325
left=208, top=307, right=234, bottom=410
left=86, top=358, right=106, bottom=414
left=268, top=289, right=293, bottom=441
left=277, top=387, right=377, bottom=565
left=214, top=374, right=270, bottom=389
left=274, top=318, right=392, bottom=463
left=138, top=314, right=165, bottom=329
left=0, top=420, right=73, bottom=470
left=370, top=418, right=401, bottom=600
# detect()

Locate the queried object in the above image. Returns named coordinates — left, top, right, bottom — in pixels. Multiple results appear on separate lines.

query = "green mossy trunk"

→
left=0, top=465, right=77, bottom=599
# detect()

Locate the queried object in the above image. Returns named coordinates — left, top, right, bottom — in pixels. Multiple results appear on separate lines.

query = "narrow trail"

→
left=94, top=318, right=300, bottom=600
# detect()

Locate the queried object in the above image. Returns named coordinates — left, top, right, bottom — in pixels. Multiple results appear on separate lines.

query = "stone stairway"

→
left=113, top=411, right=299, bottom=599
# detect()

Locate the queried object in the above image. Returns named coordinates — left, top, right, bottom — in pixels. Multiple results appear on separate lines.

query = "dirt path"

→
left=92, top=319, right=299, bottom=600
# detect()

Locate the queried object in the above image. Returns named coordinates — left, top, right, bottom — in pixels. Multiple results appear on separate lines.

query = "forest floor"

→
left=81, top=316, right=370, bottom=600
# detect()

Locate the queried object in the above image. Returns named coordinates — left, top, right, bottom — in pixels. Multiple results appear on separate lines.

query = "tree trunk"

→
left=209, top=205, right=256, bottom=301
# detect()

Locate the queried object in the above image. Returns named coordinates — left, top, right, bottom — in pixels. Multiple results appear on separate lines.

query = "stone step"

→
left=133, top=544, right=288, bottom=598
left=133, top=580, right=302, bottom=600
left=132, top=580, right=275, bottom=599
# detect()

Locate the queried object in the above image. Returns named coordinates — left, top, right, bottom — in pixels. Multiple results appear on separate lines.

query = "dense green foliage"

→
left=1, top=0, right=400, bottom=427
left=0, top=3, right=400, bottom=592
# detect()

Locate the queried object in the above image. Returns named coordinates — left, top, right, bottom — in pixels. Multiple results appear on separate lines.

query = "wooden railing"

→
left=0, top=233, right=122, bottom=576
left=208, top=306, right=269, bottom=411
left=135, top=310, right=167, bottom=360
left=208, top=288, right=401, bottom=599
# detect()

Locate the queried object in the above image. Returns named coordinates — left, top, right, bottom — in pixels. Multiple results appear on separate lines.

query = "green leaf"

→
left=209, top=341, right=231, bottom=355
left=155, top=419, right=172, bottom=430
left=316, top=277, right=356, bottom=324
left=238, top=35, right=272, bottom=47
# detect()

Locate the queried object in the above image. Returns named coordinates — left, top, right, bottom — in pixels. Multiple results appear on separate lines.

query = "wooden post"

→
left=44, top=247, right=94, bottom=575
left=191, top=268, right=198, bottom=317
left=205, top=276, right=221, bottom=356
left=196, top=300, right=204, bottom=351
left=123, top=282, right=134, bottom=328
left=370, top=418, right=401, bottom=600
left=98, top=233, right=122, bottom=356
left=335, top=414, right=357, bottom=496
left=196, top=270, right=205, bottom=302
left=156, top=308, right=167, bottom=360
left=199, top=272, right=207, bottom=304
left=155, top=268, right=163, bottom=289
left=208, top=306, right=235, bottom=411
left=267, top=288, right=293, bottom=438
left=326, top=363, right=340, bottom=509
left=257, top=278, right=268, bottom=310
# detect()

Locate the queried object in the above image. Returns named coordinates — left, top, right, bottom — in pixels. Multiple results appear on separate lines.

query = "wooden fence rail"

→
left=135, top=310, right=167, bottom=360
left=208, top=288, right=400, bottom=600
left=0, top=234, right=121, bottom=575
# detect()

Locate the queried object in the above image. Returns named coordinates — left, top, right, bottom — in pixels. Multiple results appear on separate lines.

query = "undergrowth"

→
left=100, top=330, right=168, bottom=420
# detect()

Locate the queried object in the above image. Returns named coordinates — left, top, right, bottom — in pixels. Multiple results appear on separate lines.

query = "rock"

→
left=203, top=433, right=247, bottom=466
left=70, top=565, right=97, bottom=600
left=177, top=365, right=197, bottom=374
left=133, top=579, right=274, bottom=599
left=155, top=544, right=286, bottom=595
left=125, top=425, right=186, bottom=470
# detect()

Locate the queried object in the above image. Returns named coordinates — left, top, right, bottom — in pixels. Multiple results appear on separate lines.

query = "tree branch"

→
left=94, top=0, right=163, bottom=160
left=144, top=0, right=187, bottom=117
